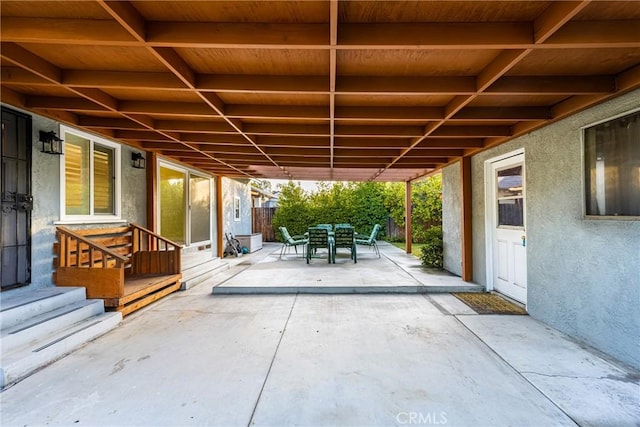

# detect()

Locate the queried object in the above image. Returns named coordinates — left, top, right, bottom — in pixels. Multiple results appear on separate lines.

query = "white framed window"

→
left=59, top=125, right=121, bottom=222
left=583, top=110, right=639, bottom=218
left=234, top=196, right=241, bottom=221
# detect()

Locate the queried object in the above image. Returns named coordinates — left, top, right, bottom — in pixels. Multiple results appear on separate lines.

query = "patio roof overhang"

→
left=1, top=0, right=639, bottom=182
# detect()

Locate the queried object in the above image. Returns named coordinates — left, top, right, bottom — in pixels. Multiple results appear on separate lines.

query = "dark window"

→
left=584, top=111, right=640, bottom=217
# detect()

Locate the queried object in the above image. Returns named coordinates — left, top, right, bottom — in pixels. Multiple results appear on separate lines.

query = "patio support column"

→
left=216, top=175, right=224, bottom=257
left=405, top=180, right=412, bottom=254
left=146, top=151, right=157, bottom=232
left=461, top=156, right=473, bottom=282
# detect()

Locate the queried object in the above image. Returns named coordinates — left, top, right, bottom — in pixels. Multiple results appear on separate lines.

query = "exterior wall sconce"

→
left=39, top=130, right=64, bottom=155
left=131, top=152, right=146, bottom=169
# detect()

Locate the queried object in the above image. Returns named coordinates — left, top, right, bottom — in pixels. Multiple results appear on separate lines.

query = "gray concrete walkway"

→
left=1, top=272, right=638, bottom=426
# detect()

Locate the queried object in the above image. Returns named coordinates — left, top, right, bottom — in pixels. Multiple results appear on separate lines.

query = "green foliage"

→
left=272, top=177, right=442, bottom=245
left=419, top=226, right=443, bottom=269
left=382, top=175, right=443, bottom=243
left=272, top=181, right=310, bottom=240
left=272, top=181, right=388, bottom=239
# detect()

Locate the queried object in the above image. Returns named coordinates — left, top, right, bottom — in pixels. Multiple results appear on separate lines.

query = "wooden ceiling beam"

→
left=146, top=22, right=329, bottom=48
left=156, top=120, right=235, bottom=133
left=431, top=126, right=511, bottom=138
left=545, top=20, right=640, bottom=48
left=26, top=96, right=106, bottom=112
left=0, top=17, right=137, bottom=45
left=334, top=138, right=411, bottom=149
left=336, top=106, right=443, bottom=121
left=64, top=70, right=187, bottom=90
left=451, top=107, right=552, bottom=121
left=339, top=23, right=532, bottom=49
left=197, top=74, right=328, bottom=93
left=337, top=76, right=475, bottom=95
left=337, top=125, right=424, bottom=138
left=97, top=0, right=146, bottom=42
left=415, top=139, right=485, bottom=149
left=79, top=116, right=146, bottom=129
left=5, top=16, right=637, bottom=50
left=244, top=123, right=330, bottom=136
left=180, top=134, right=252, bottom=145
left=486, top=76, right=615, bottom=95
left=1, top=42, right=62, bottom=83
left=118, top=100, right=216, bottom=117
left=255, top=136, right=329, bottom=148
left=226, top=104, right=329, bottom=120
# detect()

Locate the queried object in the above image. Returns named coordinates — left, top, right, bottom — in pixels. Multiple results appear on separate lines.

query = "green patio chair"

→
left=333, top=226, right=356, bottom=263
left=316, top=223, right=333, bottom=232
left=278, top=226, right=308, bottom=258
left=306, top=227, right=333, bottom=264
left=355, top=223, right=381, bottom=258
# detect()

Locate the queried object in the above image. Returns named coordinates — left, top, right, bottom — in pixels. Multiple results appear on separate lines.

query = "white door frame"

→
left=484, top=148, right=526, bottom=297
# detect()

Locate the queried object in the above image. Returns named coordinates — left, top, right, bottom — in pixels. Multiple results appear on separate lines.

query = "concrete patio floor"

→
left=1, top=246, right=638, bottom=426
left=213, top=242, right=483, bottom=294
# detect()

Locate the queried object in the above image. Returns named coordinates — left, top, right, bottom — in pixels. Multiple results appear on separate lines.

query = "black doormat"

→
left=453, top=292, right=527, bottom=315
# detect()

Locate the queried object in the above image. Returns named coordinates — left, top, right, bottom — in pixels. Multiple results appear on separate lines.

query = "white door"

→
left=487, top=152, right=527, bottom=304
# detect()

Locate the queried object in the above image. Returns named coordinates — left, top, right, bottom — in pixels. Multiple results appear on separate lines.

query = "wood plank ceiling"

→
left=2, top=1, right=639, bottom=181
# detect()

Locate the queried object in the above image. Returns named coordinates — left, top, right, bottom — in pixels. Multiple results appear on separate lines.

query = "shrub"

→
left=419, top=226, right=443, bottom=268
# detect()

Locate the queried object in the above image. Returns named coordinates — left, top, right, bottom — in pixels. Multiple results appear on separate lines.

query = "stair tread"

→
left=182, top=260, right=228, bottom=280
left=0, top=287, right=84, bottom=313
left=1, top=299, right=102, bottom=336
left=1, top=312, right=119, bottom=363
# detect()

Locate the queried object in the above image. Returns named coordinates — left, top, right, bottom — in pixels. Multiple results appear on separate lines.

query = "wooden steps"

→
left=105, top=274, right=182, bottom=316
left=54, top=224, right=182, bottom=316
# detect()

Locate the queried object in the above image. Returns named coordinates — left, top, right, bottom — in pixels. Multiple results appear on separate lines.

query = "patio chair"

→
left=306, top=227, right=333, bottom=264
left=278, top=226, right=308, bottom=258
left=316, top=223, right=333, bottom=232
left=333, top=225, right=356, bottom=263
left=355, top=223, right=381, bottom=258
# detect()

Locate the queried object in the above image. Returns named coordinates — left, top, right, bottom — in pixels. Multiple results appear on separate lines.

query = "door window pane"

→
left=497, top=165, right=524, bottom=227
left=190, top=175, right=211, bottom=243
left=584, top=111, right=640, bottom=216
left=65, top=134, right=90, bottom=215
left=160, top=166, right=186, bottom=244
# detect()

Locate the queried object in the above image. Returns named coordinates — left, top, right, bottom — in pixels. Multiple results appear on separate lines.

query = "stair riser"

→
left=0, top=288, right=87, bottom=330
left=2, top=301, right=105, bottom=354
left=1, top=312, right=121, bottom=389
left=182, top=262, right=229, bottom=282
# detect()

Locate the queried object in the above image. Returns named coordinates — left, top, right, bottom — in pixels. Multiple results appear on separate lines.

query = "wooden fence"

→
left=252, top=207, right=277, bottom=241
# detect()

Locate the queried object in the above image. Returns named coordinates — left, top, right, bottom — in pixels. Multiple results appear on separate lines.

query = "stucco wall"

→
left=4, top=106, right=147, bottom=289
left=442, top=90, right=640, bottom=369
left=222, top=177, right=252, bottom=237
left=442, top=162, right=462, bottom=276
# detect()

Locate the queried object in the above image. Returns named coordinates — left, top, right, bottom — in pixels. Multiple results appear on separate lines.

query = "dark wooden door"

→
left=1, top=107, right=32, bottom=290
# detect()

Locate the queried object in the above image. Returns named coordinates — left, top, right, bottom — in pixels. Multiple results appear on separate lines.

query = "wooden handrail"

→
left=130, top=223, right=182, bottom=250
left=56, top=226, right=128, bottom=267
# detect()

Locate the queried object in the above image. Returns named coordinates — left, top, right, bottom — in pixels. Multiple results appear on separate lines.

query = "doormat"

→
left=453, top=293, right=527, bottom=315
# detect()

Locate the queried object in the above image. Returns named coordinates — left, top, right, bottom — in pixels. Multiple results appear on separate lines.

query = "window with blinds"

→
left=61, top=126, right=120, bottom=220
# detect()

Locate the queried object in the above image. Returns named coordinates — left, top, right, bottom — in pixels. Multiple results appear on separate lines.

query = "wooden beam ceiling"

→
left=1, top=0, right=639, bottom=182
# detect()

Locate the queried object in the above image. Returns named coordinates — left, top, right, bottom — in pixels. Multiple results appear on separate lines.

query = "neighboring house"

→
left=223, top=177, right=252, bottom=237
left=251, top=185, right=276, bottom=208
left=441, top=89, right=640, bottom=370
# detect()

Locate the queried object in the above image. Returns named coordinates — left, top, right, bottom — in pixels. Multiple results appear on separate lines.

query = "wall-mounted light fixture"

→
left=131, top=152, right=146, bottom=169
left=39, top=130, right=64, bottom=155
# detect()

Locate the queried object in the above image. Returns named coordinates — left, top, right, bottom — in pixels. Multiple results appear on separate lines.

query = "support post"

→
left=405, top=180, right=412, bottom=254
left=461, top=157, right=473, bottom=282
left=216, top=175, right=224, bottom=257
left=146, top=151, right=157, bottom=232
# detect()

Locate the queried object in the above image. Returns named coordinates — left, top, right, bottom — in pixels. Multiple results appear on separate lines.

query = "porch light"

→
left=39, top=130, right=64, bottom=155
left=131, top=152, right=146, bottom=169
